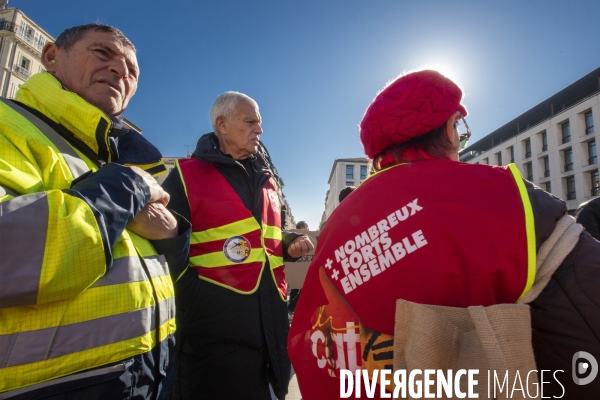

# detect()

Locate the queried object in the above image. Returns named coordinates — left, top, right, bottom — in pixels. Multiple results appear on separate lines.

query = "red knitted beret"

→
left=360, top=70, right=468, bottom=159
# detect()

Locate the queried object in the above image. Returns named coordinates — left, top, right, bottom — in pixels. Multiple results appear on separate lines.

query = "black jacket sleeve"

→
left=151, top=210, right=191, bottom=281
left=65, top=163, right=150, bottom=268
left=527, top=181, right=600, bottom=397
left=161, top=168, right=191, bottom=222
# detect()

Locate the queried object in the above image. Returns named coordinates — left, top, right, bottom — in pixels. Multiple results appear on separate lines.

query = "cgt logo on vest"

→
left=268, top=189, right=280, bottom=213
left=224, top=236, right=251, bottom=263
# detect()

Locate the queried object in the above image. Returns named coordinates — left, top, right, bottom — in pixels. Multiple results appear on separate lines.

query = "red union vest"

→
left=177, top=158, right=286, bottom=300
left=288, top=160, right=536, bottom=399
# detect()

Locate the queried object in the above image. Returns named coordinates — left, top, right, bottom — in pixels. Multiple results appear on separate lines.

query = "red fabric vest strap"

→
left=177, top=158, right=286, bottom=298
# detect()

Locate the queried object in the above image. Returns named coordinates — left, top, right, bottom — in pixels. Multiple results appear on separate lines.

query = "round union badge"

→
left=223, top=236, right=252, bottom=263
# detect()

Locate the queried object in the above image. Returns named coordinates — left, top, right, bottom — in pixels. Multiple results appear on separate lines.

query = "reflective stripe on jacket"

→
left=0, top=73, right=175, bottom=393
left=177, top=158, right=286, bottom=300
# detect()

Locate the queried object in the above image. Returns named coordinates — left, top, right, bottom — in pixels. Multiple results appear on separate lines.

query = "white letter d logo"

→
left=572, top=351, right=598, bottom=385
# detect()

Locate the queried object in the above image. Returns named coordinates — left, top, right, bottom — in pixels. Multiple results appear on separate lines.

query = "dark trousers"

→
left=173, top=335, right=272, bottom=400
left=287, top=289, right=301, bottom=313
left=172, top=268, right=290, bottom=400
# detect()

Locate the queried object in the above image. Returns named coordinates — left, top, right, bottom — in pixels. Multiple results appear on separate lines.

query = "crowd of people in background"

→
left=1, top=22, right=599, bottom=400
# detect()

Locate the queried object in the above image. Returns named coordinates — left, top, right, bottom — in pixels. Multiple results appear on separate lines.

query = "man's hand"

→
left=287, top=235, right=314, bottom=258
left=130, top=166, right=170, bottom=206
left=126, top=202, right=178, bottom=240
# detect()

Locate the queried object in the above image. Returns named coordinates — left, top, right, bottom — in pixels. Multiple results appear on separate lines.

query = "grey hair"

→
left=55, top=23, right=135, bottom=52
left=210, top=91, right=259, bottom=133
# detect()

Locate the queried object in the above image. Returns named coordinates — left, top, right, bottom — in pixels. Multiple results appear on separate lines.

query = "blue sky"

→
left=16, top=0, right=600, bottom=229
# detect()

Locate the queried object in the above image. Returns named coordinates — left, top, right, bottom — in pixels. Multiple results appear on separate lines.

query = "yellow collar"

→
left=15, top=72, right=113, bottom=161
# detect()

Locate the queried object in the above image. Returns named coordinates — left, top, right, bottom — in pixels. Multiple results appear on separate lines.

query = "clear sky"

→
left=15, top=0, right=600, bottom=229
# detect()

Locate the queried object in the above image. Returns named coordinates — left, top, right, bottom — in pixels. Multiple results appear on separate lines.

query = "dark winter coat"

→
left=162, top=132, right=300, bottom=400
left=527, top=182, right=600, bottom=398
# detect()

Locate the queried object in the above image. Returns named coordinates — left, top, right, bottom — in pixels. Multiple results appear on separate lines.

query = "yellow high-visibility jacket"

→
left=0, top=73, right=176, bottom=393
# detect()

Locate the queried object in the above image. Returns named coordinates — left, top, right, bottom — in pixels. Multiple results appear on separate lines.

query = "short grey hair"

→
left=210, top=91, right=259, bottom=133
left=55, top=23, right=135, bottom=52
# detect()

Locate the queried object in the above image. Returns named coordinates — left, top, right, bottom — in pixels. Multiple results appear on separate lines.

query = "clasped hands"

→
left=126, top=166, right=178, bottom=240
left=288, top=235, right=315, bottom=258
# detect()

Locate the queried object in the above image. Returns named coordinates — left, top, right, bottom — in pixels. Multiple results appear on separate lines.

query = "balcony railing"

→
left=544, top=170, right=550, bottom=178
left=0, top=20, right=16, bottom=33
left=16, top=29, right=45, bottom=52
left=564, top=163, right=574, bottom=172
left=0, top=21, right=45, bottom=52
left=590, top=156, right=598, bottom=165
left=12, top=64, right=31, bottom=80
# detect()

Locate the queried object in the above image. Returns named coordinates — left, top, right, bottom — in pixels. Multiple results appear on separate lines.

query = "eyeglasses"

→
left=456, top=116, right=471, bottom=151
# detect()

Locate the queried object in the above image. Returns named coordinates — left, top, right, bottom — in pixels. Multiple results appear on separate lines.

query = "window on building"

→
left=566, top=176, right=576, bottom=200
left=345, top=165, right=353, bottom=179
left=585, top=111, right=594, bottom=135
left=19, top=56, right=31, bottom=71
left=525, top=162, right=533, bottom=181
left=33, top=31, right=46, bottom=49
left=524, top=139, right=531, bottom=159
left=483, top=158, right=489, bottom=165
left=509, top=146, right=514, bottom=163
left=18, top=21, right=33, bottom=40
left=543, top=156, right=550, bottom=178
left=564, top=147, right=573, bottom=171
left=545, top=181, right=552, bottom=193
left=496, top=152, right=502, bottom=166
left=589, top=140, right=597, bottom=165
left=592, top=170, right=600, bottom=197
left=541, top=131, right=548, bottom=152
left=561, top=121, right=571, bottom=144
left=360, top=165, right=367, bottom=180
left=345, top=181, right=354, bottom=187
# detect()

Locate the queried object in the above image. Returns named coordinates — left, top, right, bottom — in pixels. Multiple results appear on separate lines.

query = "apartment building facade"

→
left=0, top=2, right=54, bottom=99
left=460, top=67, right=600, bottom=213
left=321, top=157, right=369, bottom=226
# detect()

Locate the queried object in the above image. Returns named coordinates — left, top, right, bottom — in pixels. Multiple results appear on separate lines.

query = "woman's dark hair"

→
left=372, top=120, right=455, bottom=171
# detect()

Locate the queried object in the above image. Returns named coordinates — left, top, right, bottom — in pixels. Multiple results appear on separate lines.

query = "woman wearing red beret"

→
left=289, top=70, right=600, bottom=399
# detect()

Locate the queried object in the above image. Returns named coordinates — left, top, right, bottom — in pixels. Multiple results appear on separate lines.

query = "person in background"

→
left=338, top=186, right=355, bottom=203
left=289, top=70, right=600, bottom=398
left=288, top=221, right=310, bottom=318
left=575, top=197, right=600, bottom=240
left=0, top=23, right=190, bottom=399
left=162, top=91, right=313, bottom=399
left=296, top=221, right=309, bottom=230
